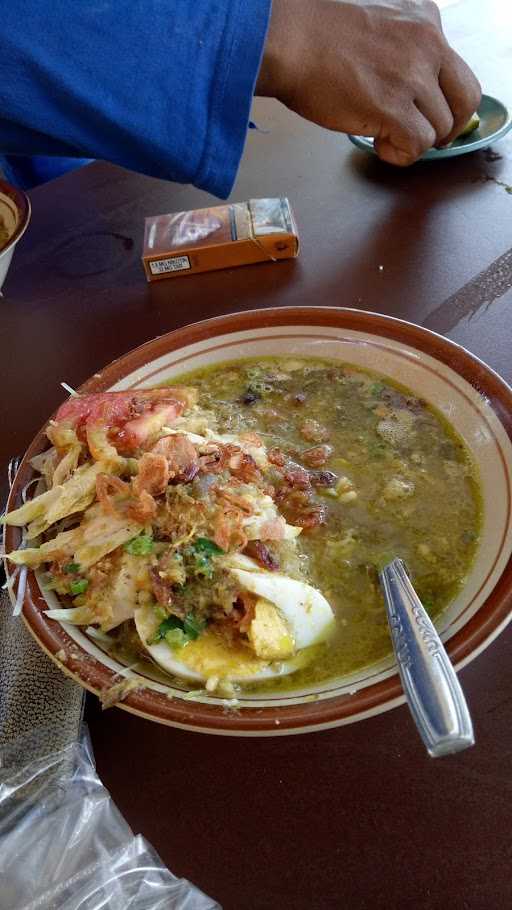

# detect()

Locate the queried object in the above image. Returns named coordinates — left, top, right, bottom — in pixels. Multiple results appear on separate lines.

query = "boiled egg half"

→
left=134, top=555, right=335, bottom=685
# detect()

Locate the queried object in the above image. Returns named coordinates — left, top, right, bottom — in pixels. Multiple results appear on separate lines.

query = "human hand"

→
left=257, top=0, right=481, bottom=165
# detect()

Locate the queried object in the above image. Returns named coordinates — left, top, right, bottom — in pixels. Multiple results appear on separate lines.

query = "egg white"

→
left=134, top=605, right=308, bottom=683
left=134, top=556, right=335, bottom=685
left=223, top=554, right=336, bottom=650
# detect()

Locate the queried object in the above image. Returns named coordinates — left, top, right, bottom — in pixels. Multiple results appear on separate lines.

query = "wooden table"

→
left=2, top=1, right=512, bottom=906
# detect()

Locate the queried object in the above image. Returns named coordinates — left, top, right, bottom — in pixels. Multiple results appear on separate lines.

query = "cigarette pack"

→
left=142, top=197, right=299, bottom=281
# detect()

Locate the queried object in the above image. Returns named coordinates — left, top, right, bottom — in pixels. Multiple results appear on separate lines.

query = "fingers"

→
left=374, top=48, right=481, bottom=166
left=415, top=86, right=454, bottom=146
left=439, top=50, right=482, bottom=144
left=374, top=108, right=436, bottom=167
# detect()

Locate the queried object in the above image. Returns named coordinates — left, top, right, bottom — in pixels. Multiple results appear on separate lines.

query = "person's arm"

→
left=0, top=0, right=480, bottom=196
left=257, top=0, right=481, bottom=166
left=0, top=0, right=271, bottom=197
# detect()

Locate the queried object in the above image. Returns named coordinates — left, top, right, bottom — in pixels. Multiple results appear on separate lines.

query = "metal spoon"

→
left=379, top=558, right=474, bottom=758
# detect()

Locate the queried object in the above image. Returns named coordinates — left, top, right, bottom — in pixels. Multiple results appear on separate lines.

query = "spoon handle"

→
left=379, top=558, right=474, bottom=758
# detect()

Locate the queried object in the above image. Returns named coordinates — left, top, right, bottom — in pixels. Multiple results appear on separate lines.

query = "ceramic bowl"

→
left=5, top=307, right=512, bottom=735
left=0, top=179, right=31, bottom=290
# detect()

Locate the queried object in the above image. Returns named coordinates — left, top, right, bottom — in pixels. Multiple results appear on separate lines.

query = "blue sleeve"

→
left=0, top=0, right=272, bottom=198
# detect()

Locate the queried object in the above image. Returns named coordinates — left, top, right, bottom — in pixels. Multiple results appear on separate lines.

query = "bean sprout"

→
left=13, top=566, right=27, bottom=616
left=60, top=382, right=78, bottom=397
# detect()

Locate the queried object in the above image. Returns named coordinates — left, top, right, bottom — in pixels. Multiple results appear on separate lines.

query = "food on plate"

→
left=458, top=112, right=480, bottom=138
left=441, top=113, right=481, bottom=149
left=4, top=359, right=481, bottom=695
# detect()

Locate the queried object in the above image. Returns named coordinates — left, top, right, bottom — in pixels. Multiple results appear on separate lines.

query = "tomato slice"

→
left=54, top=390, right=185, bottom=453
left=55, top=390, right=171, bottom=426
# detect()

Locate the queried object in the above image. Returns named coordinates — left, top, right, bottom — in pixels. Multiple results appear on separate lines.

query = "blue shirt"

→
left=0, top=1, right=272, bottom=197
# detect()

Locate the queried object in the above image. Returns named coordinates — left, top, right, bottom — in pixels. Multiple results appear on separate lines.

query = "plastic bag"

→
left=0, top=726, right=221, bottom=910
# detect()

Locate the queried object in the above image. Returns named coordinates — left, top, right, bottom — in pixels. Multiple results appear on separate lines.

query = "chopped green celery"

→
left=193, top=538, right=224, bottom=556
left=188, top=537, right=224, bottom=578
left=247, top=367, right=263, bottom=381
left=193, top=554, right=213, bottom=579
left=63, top=562, right=80, bottom=574
left=124, top=533, right=154, bottom=556
left=69, top=579, right=88, bottom=596
left=154, top=612, right=204, bottom=646
left=245, top=367, right=272, bottom=394
left=183, top=613, right=206, bottom=640
left=156, top=615, right=183, bottom=639
left=165, top=628, right=188, bottom=649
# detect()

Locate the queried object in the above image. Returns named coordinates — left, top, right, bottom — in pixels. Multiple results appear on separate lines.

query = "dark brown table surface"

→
left=2, top=1, right=512, bottom=907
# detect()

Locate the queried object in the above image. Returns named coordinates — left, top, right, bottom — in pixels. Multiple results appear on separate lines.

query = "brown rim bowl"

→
left=5, top=307, right=512, bottom=735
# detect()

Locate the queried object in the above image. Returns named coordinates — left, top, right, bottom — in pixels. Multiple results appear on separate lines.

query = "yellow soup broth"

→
left=167, top=357, right=481, bottom=691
